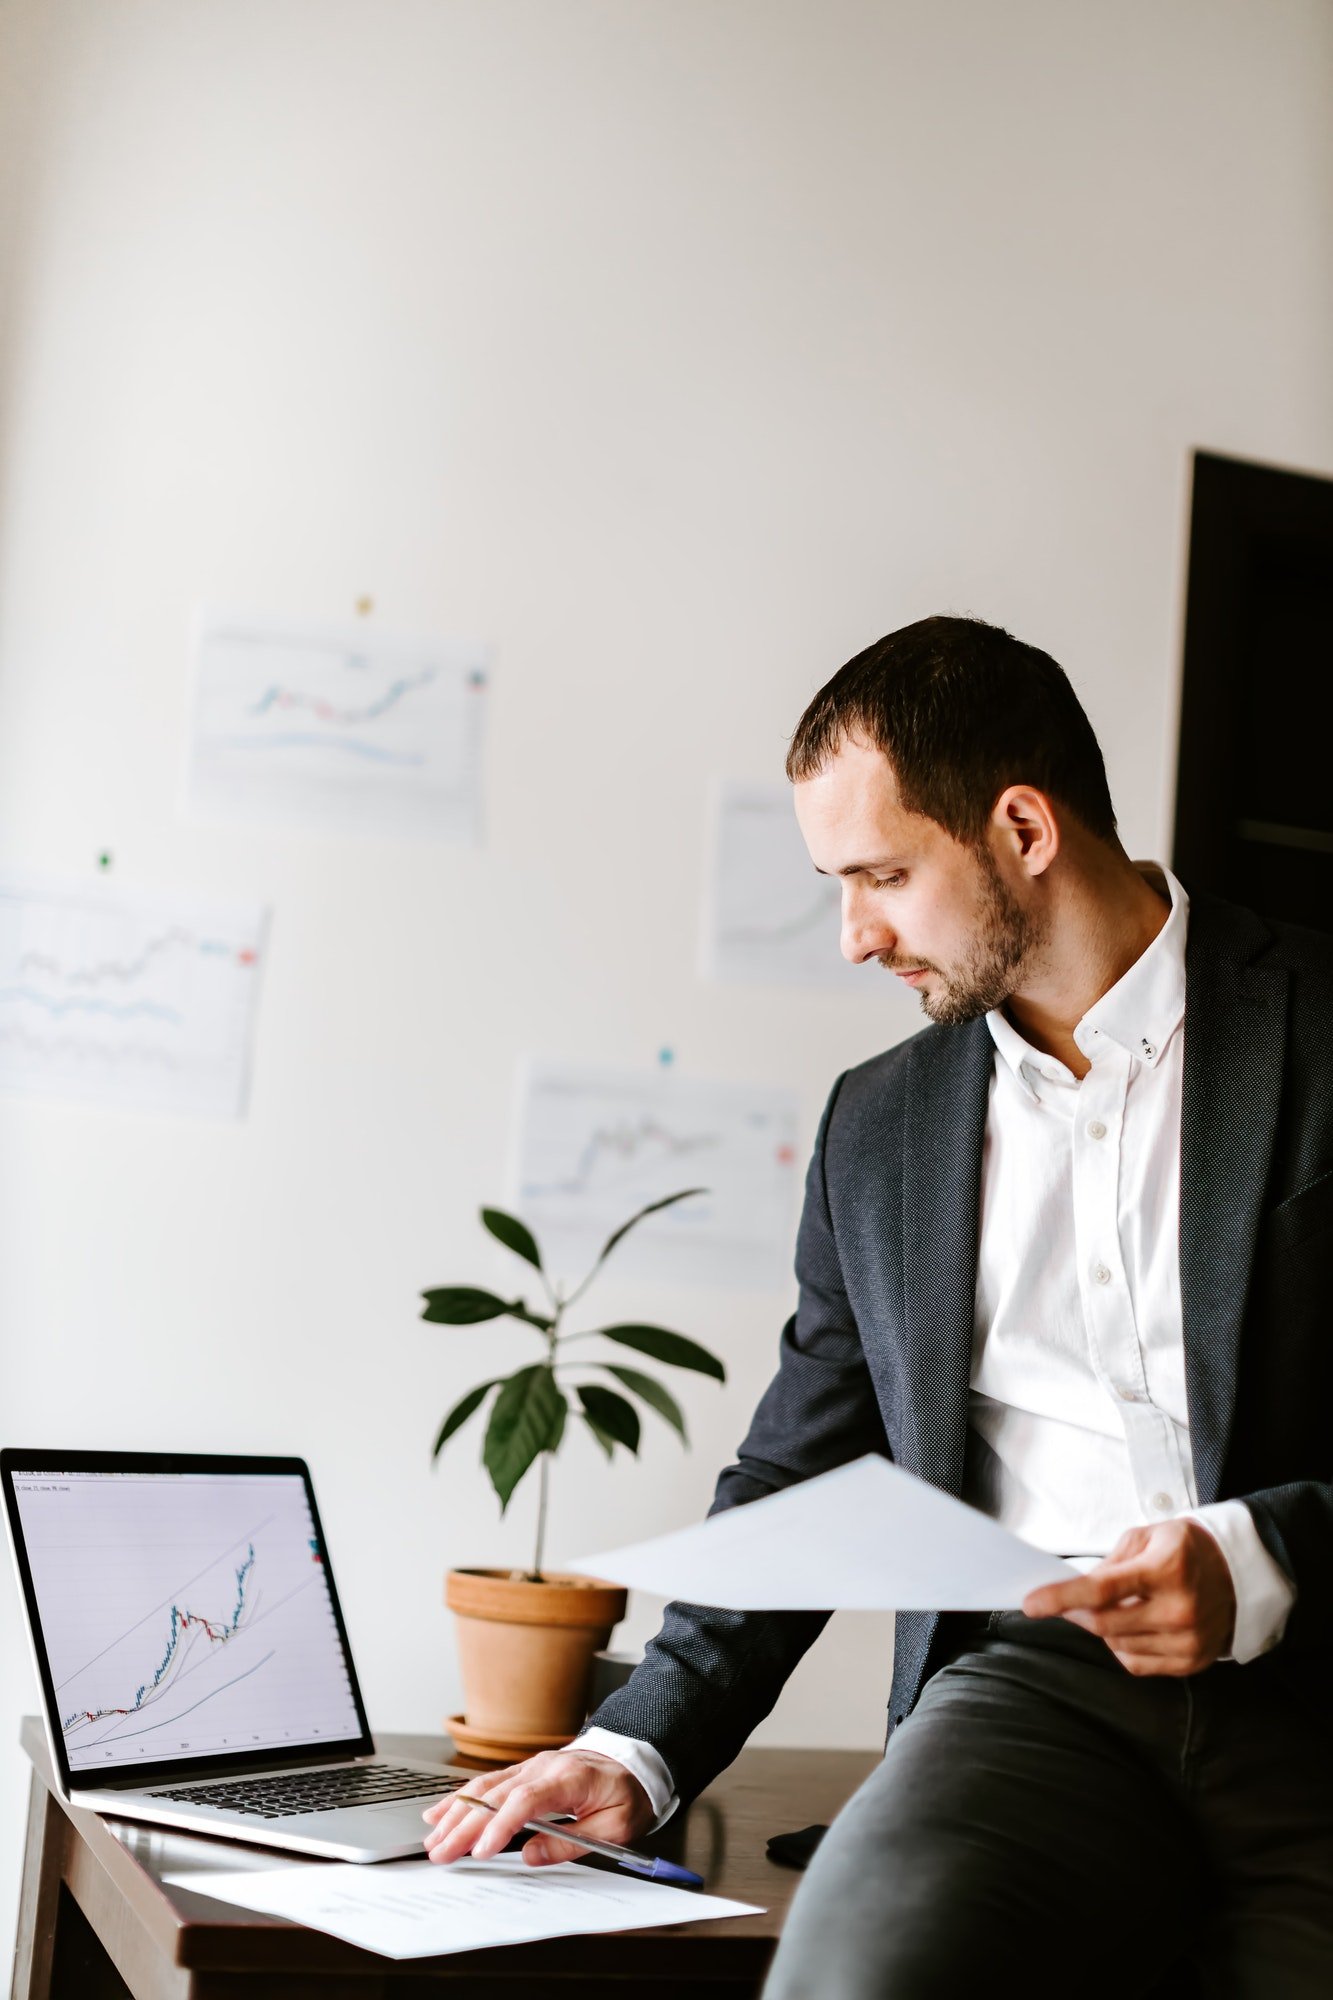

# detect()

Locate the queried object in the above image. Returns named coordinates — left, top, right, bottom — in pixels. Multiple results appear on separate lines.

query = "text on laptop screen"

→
left=11, top=1470, right=363, bottom=1772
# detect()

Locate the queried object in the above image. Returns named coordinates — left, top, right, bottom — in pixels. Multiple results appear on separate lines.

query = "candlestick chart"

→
left=61, top=1543, right=257, bottom=1738
left=13, top=1472, right=363, bottom=1770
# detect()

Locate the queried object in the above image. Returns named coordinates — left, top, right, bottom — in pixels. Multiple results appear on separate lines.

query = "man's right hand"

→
left=422, top=1746, right=655, bottom=1868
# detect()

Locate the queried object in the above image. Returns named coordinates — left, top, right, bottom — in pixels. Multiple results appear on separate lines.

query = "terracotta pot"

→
left=445, top=1568, right=628, bottom=1764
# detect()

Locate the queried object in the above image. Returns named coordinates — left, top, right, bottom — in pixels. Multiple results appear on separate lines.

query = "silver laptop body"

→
left=2, top=1449, right=476, bottom=1861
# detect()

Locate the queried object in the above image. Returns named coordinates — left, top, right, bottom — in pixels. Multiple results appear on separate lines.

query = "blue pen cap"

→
left=648, top=1856, right=705, bottom=1889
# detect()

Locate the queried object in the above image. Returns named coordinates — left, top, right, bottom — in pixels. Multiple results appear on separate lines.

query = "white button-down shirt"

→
left=968, top=866, right=1293, bottom=1665
left=585, top=865, right=1295, bottom=1820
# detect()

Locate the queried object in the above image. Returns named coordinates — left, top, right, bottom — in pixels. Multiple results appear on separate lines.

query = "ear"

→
left=990, top=785, right=1059, bottom=878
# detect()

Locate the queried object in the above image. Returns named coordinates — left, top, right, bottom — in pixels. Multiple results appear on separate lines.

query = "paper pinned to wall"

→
left=0, top=870, right=267, bottom=1119
left=702, top=780, right=865, bottom=991
left=511, top=1059, right=800, bottom=1290
left=186, top=606, right=491, bottom=844
left=162, top=1852, right=761, bottom=1960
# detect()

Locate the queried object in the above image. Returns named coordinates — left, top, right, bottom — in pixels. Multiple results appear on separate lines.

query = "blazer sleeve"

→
left=1233, top=1161, right=1333, bottom=1656
left=1238, top=1483, right=1333, bottom=1655
left=580, top=1071, right=891, bottom=1807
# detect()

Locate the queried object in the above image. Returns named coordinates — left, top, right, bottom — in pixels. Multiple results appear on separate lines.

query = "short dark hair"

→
left=786, top=615, right=1117, bottom=845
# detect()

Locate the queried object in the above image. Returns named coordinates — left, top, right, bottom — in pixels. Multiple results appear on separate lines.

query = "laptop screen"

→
left=4, top=1458, right=371, bottom=1780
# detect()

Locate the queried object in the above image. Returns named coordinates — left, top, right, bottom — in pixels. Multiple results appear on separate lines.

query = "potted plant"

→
left=422, top=1188, right=727, bottom=1763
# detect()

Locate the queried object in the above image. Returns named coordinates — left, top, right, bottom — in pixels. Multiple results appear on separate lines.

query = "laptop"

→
left=2, top=1448, right=476, bottom=1861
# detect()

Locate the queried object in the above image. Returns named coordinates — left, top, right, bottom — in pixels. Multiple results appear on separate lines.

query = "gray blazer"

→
left=587, top=892, right=1333, bottom=1808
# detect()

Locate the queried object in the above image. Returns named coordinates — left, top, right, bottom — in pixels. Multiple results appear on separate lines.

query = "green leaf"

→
left=581, top=1410, right=615, bottom=1459
left=431, top=1380, right=502, bottom=1460
left=577, top=1384, right=641, bottom=1454
left=421, top=1288, right=553, bottom=1333
left=482, top=1366, right=565, bottom=1511
left=596, top=1324, right=726, bottom=1382
left=590, top=1188, right=706, bottom=1276
left=481, top=1207, right=543, bottom=1273
left=601, top=1364, right=687, bottom=1441
left=421, top=1287, right=511, bottom=1324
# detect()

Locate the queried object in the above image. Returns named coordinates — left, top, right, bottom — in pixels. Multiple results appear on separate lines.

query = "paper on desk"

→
left=566, top=1454, right=1078, bottom=1609
left=163, top=1853, right=760, bottom=1960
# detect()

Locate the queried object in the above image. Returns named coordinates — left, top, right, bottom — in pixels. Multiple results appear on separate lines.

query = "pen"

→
left=453, top=1794, right=705, bottom=1890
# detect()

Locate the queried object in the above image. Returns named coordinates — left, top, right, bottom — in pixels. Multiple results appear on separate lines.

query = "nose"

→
left=841, top=885, right=894, bottom=965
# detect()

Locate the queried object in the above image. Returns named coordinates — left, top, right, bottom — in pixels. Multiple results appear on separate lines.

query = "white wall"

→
left=2, top=0, right=1331, bottom=1964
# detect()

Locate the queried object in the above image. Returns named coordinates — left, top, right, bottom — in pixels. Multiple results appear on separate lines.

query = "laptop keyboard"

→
left=147, top=1764, right=464, bottom=1820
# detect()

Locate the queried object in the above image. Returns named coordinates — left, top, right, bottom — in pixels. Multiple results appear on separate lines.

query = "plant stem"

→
left=530, top=1302, right=561, bottom=1580
left=531, top=1449, right=550, bottom=1582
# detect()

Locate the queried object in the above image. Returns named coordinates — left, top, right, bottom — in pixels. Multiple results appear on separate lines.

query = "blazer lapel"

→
left=900, top=1019, right=993, bottom=1495
left=1180, top=898, right=1288, bottom=1504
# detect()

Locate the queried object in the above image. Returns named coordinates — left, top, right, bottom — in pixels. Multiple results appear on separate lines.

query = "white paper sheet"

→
left=566, top=1454, right=1078, bottom=1609
left=510, top=1058, right=799, bottom=1289
left=186, top=606, right=491, bottom=844
left=0, top=869, right=267, bottom=1119
left=163, top=1853, right=760, bottom=1960
left=701, top=779, right=865, bottom=991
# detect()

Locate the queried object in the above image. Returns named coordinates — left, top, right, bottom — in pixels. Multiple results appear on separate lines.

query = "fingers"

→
left=1066, top=1595, right=1192, bottom=1640
left=460, top=1781, right=541, bottom=1861
left=1106, top=1641, right=1209, bottom=1678
left=1023, top=1561, right=1151, bottom=1621
left=422, top=1748, right=651, bottom=1868
left=1023, top=1523, right=1172, bottom=1622
left=422, top=1763, right=519, bottom=1827
left=521, top=1832, right=588, bottom=1866
left=1019, top=1520, right=1235, bottom=1677
left=423, top=1765, right=527, bottom=1864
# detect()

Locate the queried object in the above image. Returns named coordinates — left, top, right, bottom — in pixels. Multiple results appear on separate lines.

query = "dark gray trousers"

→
left=763, top=1613, right=1333, bottom=1999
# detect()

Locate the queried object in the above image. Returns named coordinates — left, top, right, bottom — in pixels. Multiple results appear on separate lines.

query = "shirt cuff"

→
left=577, top=1726, right=679, bottom=1827
left=1185, top=1499, right=1296, bottom=1664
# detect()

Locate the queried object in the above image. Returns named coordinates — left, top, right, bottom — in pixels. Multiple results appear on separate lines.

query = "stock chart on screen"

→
left=12, top=1471, right=361, bottom=1771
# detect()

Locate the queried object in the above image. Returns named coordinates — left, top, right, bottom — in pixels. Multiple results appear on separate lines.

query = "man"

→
left=424, top=617, right=1333, bottom=1994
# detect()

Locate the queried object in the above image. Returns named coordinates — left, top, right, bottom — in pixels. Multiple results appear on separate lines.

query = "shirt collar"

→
left=986, top=863, right=1189, bottom=1092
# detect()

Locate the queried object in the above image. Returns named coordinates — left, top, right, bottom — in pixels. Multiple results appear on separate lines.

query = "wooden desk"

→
left=13, top=1717, right=876, bottom=1999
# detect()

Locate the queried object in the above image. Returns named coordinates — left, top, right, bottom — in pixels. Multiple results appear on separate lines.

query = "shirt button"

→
left=1150, top=1491, right=1173, bottom=1513
left=1087, top=1119, right=1107, bottom=1140
left=1093, top=1263, right=1112, bottom=1286
left=1141, top=1040, right=1157, bottom=1061
left=1115, top=1384, right=1141, bottom=1402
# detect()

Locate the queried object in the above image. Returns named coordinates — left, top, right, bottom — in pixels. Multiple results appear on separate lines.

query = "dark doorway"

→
left=1173, top=450, right=1333, bottom=932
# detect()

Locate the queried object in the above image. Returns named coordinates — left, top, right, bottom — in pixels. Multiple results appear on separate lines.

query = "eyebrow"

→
left=812, top=858, right=905, bottom=878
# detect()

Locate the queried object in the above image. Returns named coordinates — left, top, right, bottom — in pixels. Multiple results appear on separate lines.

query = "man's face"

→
left=792, top=737, right=1040, bottom=1026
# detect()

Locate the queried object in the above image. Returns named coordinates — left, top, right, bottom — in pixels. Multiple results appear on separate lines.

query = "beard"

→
left=880, top=851, right=1040, bottom=1027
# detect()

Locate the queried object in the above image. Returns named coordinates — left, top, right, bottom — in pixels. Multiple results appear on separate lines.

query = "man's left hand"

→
left=1022, top=1519, right=1236, bottom=1676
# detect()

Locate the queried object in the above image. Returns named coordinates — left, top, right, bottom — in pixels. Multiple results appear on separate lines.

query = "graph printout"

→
left=11, top=1470, right=363, bottom=1773
left=0, top=872, right=267, bottom=1119
left=512, top=1060, right=800, bottom=1290
left=186, top=607, right=491, bottom=843
left=703, top=780, right=866, bottom=991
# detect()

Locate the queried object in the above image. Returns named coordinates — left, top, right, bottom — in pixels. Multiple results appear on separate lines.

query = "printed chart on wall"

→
left=186, top=607, right=491, bottom=843
left=10, top=1470, right=362, bottom=1771
left=512, top=1060, right=800, bottom=1289
left=703, top=779, right=865, bottom=990
left=0, top=871, right=267, bottom=1118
